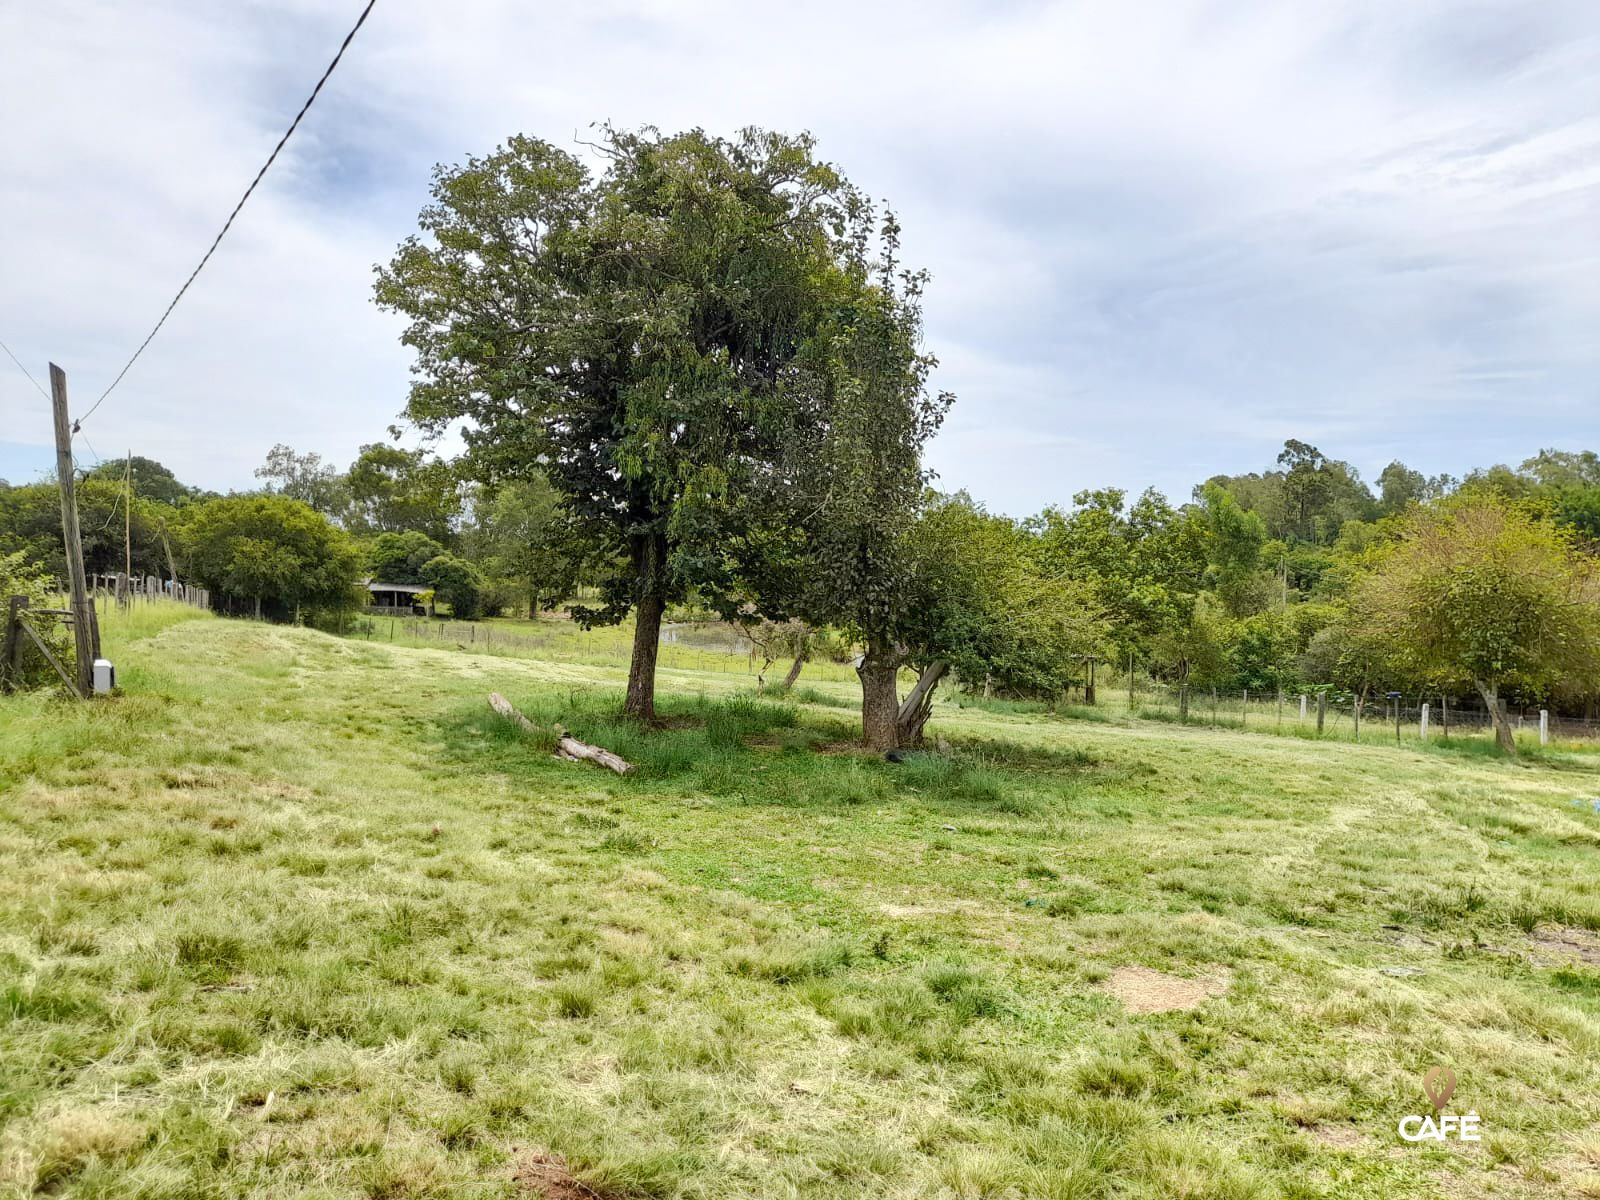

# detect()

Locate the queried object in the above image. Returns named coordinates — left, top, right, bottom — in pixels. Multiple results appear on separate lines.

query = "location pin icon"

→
left=1423, top=1066, right=1457, bottom=1111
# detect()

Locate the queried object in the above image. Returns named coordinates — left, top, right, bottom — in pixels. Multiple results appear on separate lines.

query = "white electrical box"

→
left=92, top=659, right=116, bottom=694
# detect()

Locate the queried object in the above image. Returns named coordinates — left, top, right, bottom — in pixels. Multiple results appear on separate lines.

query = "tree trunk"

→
left=858, top=645, right=903, bottom=751
left=782, top=652, right=807, bottom=690
left=1474, top=679, right=1517, bottom=756
left=624, top=590, right=664, bottom=722
left=896, top=659, right=949, bottom=747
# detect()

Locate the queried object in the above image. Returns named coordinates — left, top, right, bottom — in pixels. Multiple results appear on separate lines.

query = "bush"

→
left=366, top=531, right=446, bottom=585
left=421, top=554, right=486, bottom=620
left=178, top=495, right=363, bottom=621
left=0, top=551, right=73, bottom=691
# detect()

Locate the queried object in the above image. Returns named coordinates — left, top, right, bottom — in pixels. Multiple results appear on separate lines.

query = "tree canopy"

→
left=376, top=124, right=918, bottom=720
left=177, top=496, right=362, bottom=621
left=1351, top=496, right=1600, bottom=753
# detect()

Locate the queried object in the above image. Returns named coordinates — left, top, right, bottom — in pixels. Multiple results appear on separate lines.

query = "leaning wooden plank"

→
left=487, top=693, right=633, bottom=775
left=20, top=620, right=83, bottom=698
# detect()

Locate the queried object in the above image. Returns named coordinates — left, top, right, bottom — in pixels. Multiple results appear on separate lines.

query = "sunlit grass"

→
left=2, top=609, right=1598, bottom=1196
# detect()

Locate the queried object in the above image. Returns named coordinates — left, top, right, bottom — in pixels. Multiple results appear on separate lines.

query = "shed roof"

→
left=364, top=581, right=428, bottom=594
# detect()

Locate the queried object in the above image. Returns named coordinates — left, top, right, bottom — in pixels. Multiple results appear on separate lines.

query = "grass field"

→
left=3, top=604, right=1600, bottom=1198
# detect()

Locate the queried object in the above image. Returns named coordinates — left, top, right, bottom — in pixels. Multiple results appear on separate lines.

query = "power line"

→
left=75, top=0, right=378, bottom=432
left=77, top=430, right=104, bottom=470
left=0, top=334, right=48, bottom=399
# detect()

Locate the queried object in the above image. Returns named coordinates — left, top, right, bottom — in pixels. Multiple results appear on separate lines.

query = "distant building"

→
left=365, top=581, right=430, bottom=616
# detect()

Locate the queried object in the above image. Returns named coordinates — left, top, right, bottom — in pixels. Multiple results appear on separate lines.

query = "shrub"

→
left=421, top=554, right=486, bottom=620
left=0, top=551, right=73, bottom=692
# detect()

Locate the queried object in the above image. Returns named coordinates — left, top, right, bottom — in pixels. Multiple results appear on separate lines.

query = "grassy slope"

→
left=2, top=610, right=1599, bottom=1198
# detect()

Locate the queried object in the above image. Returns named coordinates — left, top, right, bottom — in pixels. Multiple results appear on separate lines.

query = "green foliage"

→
left=177, top=495, right=363, bottom=620
left=254, top=444, right=350, bottom=518
left=367, top=531, right=446, bottom=586
left=84, top=456, right=198, bottom=507
left=0, top=551, right=72, bottom=690
left=346, top=444, right=461, bottom=541
left=467, top=475, right=576, bottom=615
left=1197, top=482, right=1270, bottom=616
left=1229, top=609, right=1298, bottom=693
left=420, top=553, right=486, bottom=620
left=1202, top=438, right=1377, bottom=545
left=1352, top=495, right=1600, bottom=709
left=1031, top=488, right=1208, bottom=660
left=0, top=478, right=170, bottom=579
left=377, top=125, right=912, bottom=717
left=913, top=493, right=1109, bottom=698
left=1152, top=591, right=1233, bottom=689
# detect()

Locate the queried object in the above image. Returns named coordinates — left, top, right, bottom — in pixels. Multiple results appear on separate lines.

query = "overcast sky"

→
left=2, top=1, right=1596, bottom=514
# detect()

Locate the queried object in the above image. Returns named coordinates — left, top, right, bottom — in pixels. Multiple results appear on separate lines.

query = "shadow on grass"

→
left=435, top=689, right=1108, bottom=814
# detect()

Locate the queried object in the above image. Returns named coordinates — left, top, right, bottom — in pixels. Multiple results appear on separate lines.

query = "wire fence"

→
left=1127, top=684, right=1600, bottom=744
left=336, top=613, right=863, bottom=684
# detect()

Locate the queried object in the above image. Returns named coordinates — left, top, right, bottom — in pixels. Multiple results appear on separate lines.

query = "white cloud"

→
left=1, top=0, right=1596, bottom=510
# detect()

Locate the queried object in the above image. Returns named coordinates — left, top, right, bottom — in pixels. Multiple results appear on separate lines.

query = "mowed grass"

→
left=3, top=609, right=1600, bottom=1197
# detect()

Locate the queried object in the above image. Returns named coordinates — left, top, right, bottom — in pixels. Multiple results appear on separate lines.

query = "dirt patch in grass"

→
left=1530, top=925, right=1600, bottom=966
left=512, top=1152, right=616, bottom=1199
left=1103, top=965, right=1230, bottom=1014
left=1305, top=1123, right=1365, bottom=1150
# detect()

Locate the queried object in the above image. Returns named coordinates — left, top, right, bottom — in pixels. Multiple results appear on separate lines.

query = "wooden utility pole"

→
left=50, top=364, right=97, bottom=697
left=124, top=449, right=133, bottom=596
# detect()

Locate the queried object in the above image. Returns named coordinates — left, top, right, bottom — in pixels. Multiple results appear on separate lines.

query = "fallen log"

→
left=487, top=693, right=634, bottom=775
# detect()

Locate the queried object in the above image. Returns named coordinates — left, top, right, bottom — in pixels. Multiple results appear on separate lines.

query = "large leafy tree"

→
left=255, top=444, right=350, bottom=519
left=1031, top=487, right=1208, bottom=664
left=346, top=444, right=461, bottom=542
left=421, top=553, right=486, bottom=620
left=1351, top=495, right=1600, bottom=754
left=909, top=494, right=1108, bottom=718
left=0, top=478, right=169, bottom=579
left=85, top=456, right=195, bottom=507
left=367, top=530, right=447, bottom=585
left=1197, top=481, right=1270, bottom=616
left=728, top=222, right=953, bottom=749
left=376, top=125, right=879, bottom=720
left=469, top=476, right=577, bottom=617
left=177, top=496, right=362, bottom=622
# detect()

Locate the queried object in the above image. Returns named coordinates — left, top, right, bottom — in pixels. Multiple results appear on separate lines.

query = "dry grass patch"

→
left=1102, top=965, right=1231, bottom=1014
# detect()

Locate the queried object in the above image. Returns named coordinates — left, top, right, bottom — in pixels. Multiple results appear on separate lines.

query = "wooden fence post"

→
left=2, top=595, right=27, bottom=692
left=1420, top=702, right=1430, bottom=740
left=1316, top=691, right=1326, bottom=734
left=1540, top=710, right=1549, bottom=746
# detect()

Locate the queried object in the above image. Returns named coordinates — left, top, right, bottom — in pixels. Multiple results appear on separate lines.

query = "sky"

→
left=2, top=0, right=1597, bottom=515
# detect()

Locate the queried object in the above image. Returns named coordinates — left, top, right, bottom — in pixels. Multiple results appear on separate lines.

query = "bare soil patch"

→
left=512, top=1152, right=616, bottom=1199
left=1530, top=925, right=1600, bottom=966
left=1103, top=965, right=1230, bottom=1014
left=1305, top=1123, right=1365, bottom=1150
